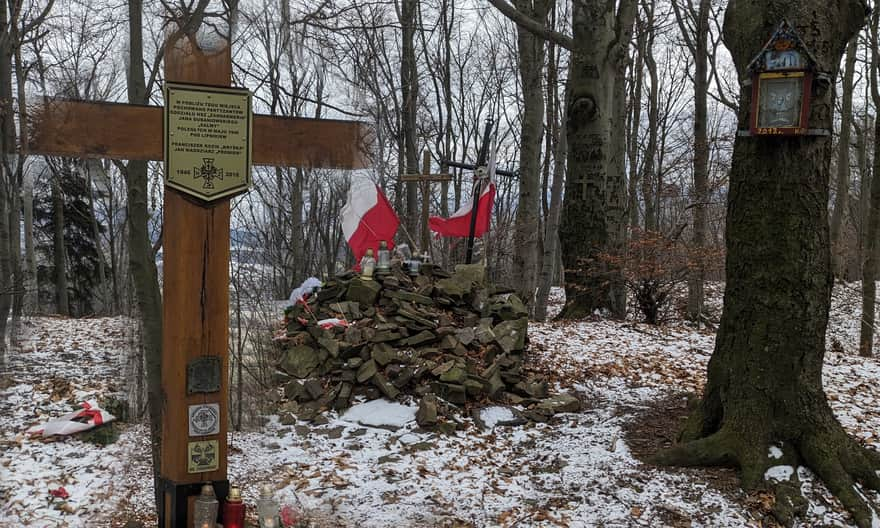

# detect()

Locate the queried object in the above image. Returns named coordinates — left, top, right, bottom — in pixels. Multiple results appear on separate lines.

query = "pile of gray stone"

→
left=275, top=263, right=579, bottom=428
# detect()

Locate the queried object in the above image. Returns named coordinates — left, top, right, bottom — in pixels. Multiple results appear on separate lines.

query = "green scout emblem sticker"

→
left=187, top=440, right=219, bottom=473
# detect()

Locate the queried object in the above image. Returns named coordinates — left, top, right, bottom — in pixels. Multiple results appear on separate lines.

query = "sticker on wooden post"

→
left=187, top=440, right=219, bottom=473
left=188, top=403, right=220, bottom=437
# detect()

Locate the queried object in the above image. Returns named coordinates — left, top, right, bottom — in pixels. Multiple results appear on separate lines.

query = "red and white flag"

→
left=429, top=148, right=496, bottom=238
left=341, top=179, right=399, bottom=262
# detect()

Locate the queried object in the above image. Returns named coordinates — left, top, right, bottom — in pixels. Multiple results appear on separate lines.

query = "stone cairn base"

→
left=274, top=263, right=580, bottom=429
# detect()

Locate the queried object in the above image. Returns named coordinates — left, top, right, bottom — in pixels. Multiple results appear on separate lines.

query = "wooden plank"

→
left=401, top=173, right=452, bottom=182
left=28, top=100, right=371, bottom=169
left=160, top=33, right=231, bottom=498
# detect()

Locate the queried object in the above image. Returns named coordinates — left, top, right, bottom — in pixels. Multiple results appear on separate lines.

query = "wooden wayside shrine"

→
left=27, top=31, right=369, bottom=528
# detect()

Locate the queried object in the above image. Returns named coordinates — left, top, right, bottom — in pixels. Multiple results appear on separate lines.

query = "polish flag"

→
left=341, top=179, right=399, bottom=262
left=429, top=149, right=496, bottom=238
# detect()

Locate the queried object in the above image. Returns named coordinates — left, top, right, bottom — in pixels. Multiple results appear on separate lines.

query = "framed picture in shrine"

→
left=750, top=71, right=812, bottom=135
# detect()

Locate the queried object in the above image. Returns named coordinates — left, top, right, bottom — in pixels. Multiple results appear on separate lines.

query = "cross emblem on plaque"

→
left=194, top=158, right=223, bottom=189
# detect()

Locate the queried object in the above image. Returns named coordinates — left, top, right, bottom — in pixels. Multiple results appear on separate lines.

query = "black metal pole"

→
left=465, top=118, right=494, bottom=264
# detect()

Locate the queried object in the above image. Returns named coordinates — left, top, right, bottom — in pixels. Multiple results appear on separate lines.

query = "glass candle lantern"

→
left=256, top=484, right=280, bottom=528
left=221, top=485, right=246, bottom=528
left=360, top=249, right=376, bottom=280
left=193, top=483, right=219, bottom=528
left=408, top=256, right=421, bottom=276
left=376, top=240, right=391, bottom=272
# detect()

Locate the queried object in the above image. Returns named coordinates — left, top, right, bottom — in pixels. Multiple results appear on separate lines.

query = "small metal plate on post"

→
left=187, top=440, right=219, bottom=473
left=188, top=403, right=220, bottom=436
left=187, top=356, right=221, bottom=394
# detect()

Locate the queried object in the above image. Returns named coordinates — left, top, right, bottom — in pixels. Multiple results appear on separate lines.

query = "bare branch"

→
left=485, top=0, right=575, bottom=51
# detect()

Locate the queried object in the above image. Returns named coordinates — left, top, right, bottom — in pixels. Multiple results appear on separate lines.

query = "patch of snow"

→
left=765, top=465, right=795, bottom=482
left=479, top=406, right=516, bottom=428
left=340, top=399, right=416, bottom=428
left=768, top=445, right=784, bottom=459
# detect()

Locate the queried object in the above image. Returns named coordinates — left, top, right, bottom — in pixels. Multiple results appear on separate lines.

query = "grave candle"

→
left=256, top=485, right=280, bottom=528
left=221, top=485, right=245, bottom=528
left=192, top=483, right=218, bottom=528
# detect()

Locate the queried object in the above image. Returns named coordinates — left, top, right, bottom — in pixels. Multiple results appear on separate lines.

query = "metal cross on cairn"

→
left=442, top=117, right=517, bottom=264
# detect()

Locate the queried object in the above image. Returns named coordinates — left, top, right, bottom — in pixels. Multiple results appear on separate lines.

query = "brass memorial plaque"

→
left=187, top=440, right=219, bottom=473
left=164, top=82, right=253, bottom=202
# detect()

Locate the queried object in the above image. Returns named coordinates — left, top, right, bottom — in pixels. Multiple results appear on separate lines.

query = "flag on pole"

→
left=341, top=179, right=399, bottom=262
left=428, top=147, right=496, bottom=238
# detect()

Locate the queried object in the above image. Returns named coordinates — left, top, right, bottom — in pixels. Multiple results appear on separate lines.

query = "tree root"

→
left=652, top=423, right=880, bottom=528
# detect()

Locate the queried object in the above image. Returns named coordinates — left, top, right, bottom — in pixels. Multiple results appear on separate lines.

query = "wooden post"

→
left=420, top=150, right=431, bottom=251
left=24, top=24, right=370, bottom=528
left=160, top=34, right=232, bottom=528
left=402, top=151, right=451, bottom=254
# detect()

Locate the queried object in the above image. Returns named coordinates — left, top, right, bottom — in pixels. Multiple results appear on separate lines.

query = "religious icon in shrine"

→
left=746, top=21, right=819, bottom=136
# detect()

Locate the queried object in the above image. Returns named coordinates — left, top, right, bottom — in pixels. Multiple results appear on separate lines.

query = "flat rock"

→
left=416, top=394, right=439, bottom=426
left=372, top=372, right=400, bottom=399
left=400, top=330, right=437, bottom=347
left=494, top=317, right=528, bottom=353
left=537, top=393, right=582, bottom=414
left=476, top=405, right=526, bottom=429
left=280, top=345, right=321, bottom=378
left=346, top=277, right=382, bottom=306
left=371, top=343, right=397, bottom=366
left=341, top=399, right=417, bottom=429
left=356, top=359, right=378, bottom=383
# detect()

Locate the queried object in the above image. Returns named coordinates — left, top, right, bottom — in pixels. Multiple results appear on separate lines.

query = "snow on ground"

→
left=1, top=284, right=880, bottom=527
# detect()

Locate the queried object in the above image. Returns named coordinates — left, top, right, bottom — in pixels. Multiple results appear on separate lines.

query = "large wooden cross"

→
left=28, top=32, right=368, bottom=528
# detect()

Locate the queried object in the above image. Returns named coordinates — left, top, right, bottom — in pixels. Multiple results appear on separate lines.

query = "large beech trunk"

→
left=558, top=0, right=636, bottom=319
left=653, top=2, right=879, bottom=526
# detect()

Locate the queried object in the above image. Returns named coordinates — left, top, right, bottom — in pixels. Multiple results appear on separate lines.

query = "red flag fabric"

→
left=430, top=140, right=497, bottom=238
left=428, top=180, right=496, bottom=238
left=341, top=179, right=399, bottom=262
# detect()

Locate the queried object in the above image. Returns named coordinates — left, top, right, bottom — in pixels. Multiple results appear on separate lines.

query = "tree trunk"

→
left=0, top=0, right=14, bottom=351
left=831, top=37, right=858, bottom=279
left=400, top=0, right=420, bottom=241
left=683, top=0, right=711, bottom=321
left=627, top=22, right=645, bottom=229
left=84, top=162, right=108, bottom=313
left=855, top=116, right=869, bottom=279
left=512, top=0, right=550, bottom=312
left=126, top=0, right=164, bottom=513
left=607, top=45, right=629, bottom=319
left=23, top=168, right=37, bottom=313
left=535, top=101, right=567, bottom=321
left=558, top=0, right=636, bottom=319
left=654, top=3, right=878, bottom=526
left=860, top=11, right=880, bottom=358
left=641, top=1, right=659, bottom=233
left=50, top=170, right=69, bottom=315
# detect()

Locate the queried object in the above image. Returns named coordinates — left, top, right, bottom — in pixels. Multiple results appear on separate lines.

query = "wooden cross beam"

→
left=401, top=149, right=451, bottom=252
left=27, top=30, right=369, bottom=528
left=29, top=98, right=370, bottom=169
